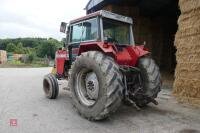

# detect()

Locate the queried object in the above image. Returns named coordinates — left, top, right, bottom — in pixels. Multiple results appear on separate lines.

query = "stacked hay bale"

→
left=13, top=54, right=23, bottom=60
left=0, top=50, right=7, bottom=63
left=173, top=0, right=200, bottom=105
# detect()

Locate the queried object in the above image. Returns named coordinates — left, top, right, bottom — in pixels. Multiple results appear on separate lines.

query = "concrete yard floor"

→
left=0, top=68, right=200, bottom=133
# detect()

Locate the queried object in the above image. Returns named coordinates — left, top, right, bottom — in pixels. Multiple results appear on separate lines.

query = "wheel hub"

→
left=76, top=69, right=99, bottom=106
left=85, top=72, right=99, bottom=100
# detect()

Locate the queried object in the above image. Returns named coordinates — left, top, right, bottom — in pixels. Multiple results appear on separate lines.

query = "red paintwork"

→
left=78, top=41, right=117, bottom=57
left=55, top=50, right=67, bottom=75
left=55, top=42, right=149, bottom=76
left=116, top=45, right=149, bottom=66
left=78, top=42, right=149, bottom=66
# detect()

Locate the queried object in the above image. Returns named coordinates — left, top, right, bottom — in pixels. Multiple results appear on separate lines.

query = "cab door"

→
left=68, top=17, right=100, bottom=65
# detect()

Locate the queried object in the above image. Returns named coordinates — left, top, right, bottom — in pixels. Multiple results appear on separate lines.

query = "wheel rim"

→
left=43, top=78, right=52, bottom=96
left=75, top=69, right=99, bottom=107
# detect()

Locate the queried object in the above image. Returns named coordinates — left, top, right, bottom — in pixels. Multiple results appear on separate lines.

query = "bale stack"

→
left=173, top=0, right=200, bottom=105
left=0, top=50, right=7, bottom=63
left=13, top=54, right=23, bottom=60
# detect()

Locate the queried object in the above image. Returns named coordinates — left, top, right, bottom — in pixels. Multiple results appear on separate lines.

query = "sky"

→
left=0, top=0, right=89, bottom=40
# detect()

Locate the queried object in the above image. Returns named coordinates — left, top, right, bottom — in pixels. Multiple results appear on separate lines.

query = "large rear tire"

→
left=68, top=51, right=123, bottom=120
left=136, top=56, right=162, bottom=107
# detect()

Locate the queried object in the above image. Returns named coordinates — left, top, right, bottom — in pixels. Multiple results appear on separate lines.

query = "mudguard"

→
left=78, top=42, right=117, bottom=57
left=78, top=42, right=149, bottom=66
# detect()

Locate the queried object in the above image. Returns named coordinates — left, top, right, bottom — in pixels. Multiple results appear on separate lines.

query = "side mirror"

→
left=60, top=22, right=67, bottom=33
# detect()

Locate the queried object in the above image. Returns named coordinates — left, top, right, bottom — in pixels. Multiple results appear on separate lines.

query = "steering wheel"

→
left=106, top=37, right=119, bottom=44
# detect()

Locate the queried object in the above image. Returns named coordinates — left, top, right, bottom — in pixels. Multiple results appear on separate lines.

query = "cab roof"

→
left=70, top=10, right=133, bottom=24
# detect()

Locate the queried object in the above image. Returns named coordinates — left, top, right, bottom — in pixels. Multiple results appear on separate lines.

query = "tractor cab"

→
left=56, top=10, right=149, bottom=78
left=61, top=10, right=134, bottom=46
left=56, top=10, right=136, bottom=78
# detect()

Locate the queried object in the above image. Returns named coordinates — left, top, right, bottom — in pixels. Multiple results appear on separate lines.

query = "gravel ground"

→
left=0, top=68, right=200, bottom=133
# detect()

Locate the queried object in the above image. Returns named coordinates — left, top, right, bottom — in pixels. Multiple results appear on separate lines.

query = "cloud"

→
left=0, top=0, right=88, bottom=40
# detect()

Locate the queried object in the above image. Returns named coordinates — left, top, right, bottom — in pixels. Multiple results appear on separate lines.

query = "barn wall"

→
left=102, top=5, right=177, bottom=72
left=173, top=0, right=200, bottom=105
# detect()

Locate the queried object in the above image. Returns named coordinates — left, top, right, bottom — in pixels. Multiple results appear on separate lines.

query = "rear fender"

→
left=116, top=45, right=150, bottom=66
left=126, top=45, right=150, bottom=65
left=127, top=45, right=149, bottom=57
left=78, top=42, right=117, bottom=57
left=78, top=42, right=149, bottom=66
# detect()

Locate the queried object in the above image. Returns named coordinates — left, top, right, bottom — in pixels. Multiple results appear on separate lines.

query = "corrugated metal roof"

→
left=85, top=0, right=179, bottom=17
left=86, top=0, right=104, bottom=11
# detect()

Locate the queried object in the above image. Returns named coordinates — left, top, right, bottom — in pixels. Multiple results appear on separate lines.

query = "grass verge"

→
left=0, top=60, right=49, bottom=68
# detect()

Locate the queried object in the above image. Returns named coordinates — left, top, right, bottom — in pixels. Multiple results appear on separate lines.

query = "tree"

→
left=36, top=38, right=62, bottom=59
left=15, top=42, right=25, bottom=54
left=2, top=38, right=62, bottom=58
left=28, top=52, right=35, bottom=63
left=6, top=43, right=17, bottom=52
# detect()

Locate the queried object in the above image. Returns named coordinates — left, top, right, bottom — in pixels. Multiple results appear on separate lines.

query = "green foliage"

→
left=0, top=37, right=62, bottom=59
left=11, top=60, right=23, bottom=65
left=6, top=43, right=16, bottom=52
left=36, top=38, right=62, bottom=59
left=5, top=42, right=35, bottom=54
left=28, top=52, right=35, bottom=63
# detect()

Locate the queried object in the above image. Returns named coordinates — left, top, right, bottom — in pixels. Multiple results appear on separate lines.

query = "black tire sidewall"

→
left=48, top=74, right=59, bottom=98
left=136, top=56, right=161, bottom=106
left=43, top=75, right=54, bottom=98
left=70, top=56, right=108, bottom=118
left=43, top=74, right=59, bottom=99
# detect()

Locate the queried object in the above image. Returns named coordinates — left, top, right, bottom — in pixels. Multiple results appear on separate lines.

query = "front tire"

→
left=43, top=74, right=59, bottom=99
left=68, top=51, right=123, bottom=120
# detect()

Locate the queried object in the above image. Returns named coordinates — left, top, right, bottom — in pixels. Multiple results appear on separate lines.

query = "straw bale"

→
left=174, top=95, right=200, bottom=106
left=176, top=53, right=200, bottom=63
left=175, top=44, right=200, bottom=55
left=178, top=15, right=200, bottom=28
left=175, top=27, right=200, bottom=38
left=178, top=9, right=200, bottom=22
left=179, top=0, right=200, bottom=13
left=175, top=34, right=200, bottom=47
left=175, top=69, right=200, bottom=79
left=173, top=0, right=200, bottom=104
left=173, top=78, right=200, bottom=97
left=0, top=50, right=7, bottom=63
left=13, top=54, right=23, bottom=60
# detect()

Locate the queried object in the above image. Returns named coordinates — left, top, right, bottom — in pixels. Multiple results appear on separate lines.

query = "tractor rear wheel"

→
left=43, top=74, right=59, bottom=99
left=68, top=51, right=123, bottom=120
left=136, top=56, right=162, bottom=107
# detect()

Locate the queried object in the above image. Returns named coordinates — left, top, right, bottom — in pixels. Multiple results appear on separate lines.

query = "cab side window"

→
left=70, top=23, right=82, bottom=43
left=82, top=18, right=98, bottom=41
left=70, top=18, right=98, bottom=43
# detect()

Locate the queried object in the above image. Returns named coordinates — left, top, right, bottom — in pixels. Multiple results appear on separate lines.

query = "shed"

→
left=85, top=0, right=200, bottom=105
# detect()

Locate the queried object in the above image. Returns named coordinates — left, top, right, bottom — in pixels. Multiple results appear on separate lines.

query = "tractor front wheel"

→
left=43, top=74, right=59, bottom=99
left=68, top=51, right=123, bottom=120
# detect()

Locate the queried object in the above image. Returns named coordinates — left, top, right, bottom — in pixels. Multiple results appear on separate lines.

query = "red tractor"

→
left=43, top=10, right=162, bottom=120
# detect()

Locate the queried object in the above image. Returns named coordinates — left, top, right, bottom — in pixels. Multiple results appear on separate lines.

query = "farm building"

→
left=86, top=0, right=200, bottom=105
